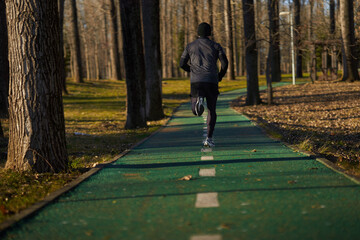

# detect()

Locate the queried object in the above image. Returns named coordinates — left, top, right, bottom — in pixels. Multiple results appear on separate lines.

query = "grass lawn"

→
left=1, top=75, right=270, bottom=223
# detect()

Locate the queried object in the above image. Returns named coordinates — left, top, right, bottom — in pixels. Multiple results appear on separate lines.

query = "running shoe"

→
left=195, top=97, right=204, bottom=116
left=203, top=137, right=215, bottom=148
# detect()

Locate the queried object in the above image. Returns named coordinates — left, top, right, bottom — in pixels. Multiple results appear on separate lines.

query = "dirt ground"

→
left=231, top=81, right=360, bottom=177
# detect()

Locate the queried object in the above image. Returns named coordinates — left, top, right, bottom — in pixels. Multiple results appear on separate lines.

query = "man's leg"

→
left=191, top=97, right=197, bottom=116
left=206, top=94, right=218, bottom=138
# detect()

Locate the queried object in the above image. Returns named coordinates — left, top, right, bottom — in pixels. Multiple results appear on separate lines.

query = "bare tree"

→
left=0, top=0, right=9, bottom=139
left=225, top=0, right=235, bottom=80
left=268, top=0, right=281, bottom=82
left=5, top=0, right=68, bottom=172
left=339, top=0, right=359, bottom=81
left=243, top=0, right=261, bottom=105
left=120, top=0, right=147, bottom=129
left=58, top=0, right=68, bottom=94
left=142, top=0, right=165, bottom=120
left=330, top=0, right=337, bottom=80
left=69, top=0, right=84, bottom=83
left=308, top=0, right=316, bottom=82
left=294, top=0, right=303, bottom=78
left=108, top=0, right=122, bottom=80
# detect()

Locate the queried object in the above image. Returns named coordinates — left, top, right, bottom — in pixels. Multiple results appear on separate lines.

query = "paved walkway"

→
left=2, top=87, right=360, bottom=240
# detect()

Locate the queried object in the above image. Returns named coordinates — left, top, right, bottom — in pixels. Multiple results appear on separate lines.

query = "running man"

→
left=180, top=22, right=228, bottom=147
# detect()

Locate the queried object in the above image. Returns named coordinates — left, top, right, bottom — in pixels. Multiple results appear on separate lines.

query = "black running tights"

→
left=191, top=95, right=218, bottom=138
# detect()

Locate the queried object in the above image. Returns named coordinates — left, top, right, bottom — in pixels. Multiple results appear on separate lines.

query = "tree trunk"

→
left=5, top=0, right=68, bottom=172
left=330, top=0, right=337, bottom=80
left=191, top=0, right=199, bottom=39
left=268, top=0, right=281, bottom=82
left=339, top=0, right=359, bottom=81
left=120, top=0, right=147, bottom=129
left=309, top=0, right=316, bottom=82
left=239, top=1, right=245, bottom=76
left=142, top=0, right=165, bottom=121
left=58, top=0, right=68, bottom=94
left=208, top=0, right=214, bottom=30
left=294, top=0, right=303, bottom=78
left=225, top=0, right=235, bottom=80
left=69, top=0, right=83, bottom=83
left=243, top=0, right=261, bottom=105
left=109, top=0, right=122, bottom=80
left=0, top=0, right=9, bottom=118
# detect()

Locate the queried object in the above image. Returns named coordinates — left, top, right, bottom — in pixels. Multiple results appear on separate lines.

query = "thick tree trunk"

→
left=5, top=0, right=68, bottom=172
left=294, top=0, right=303, bottom=78
left=109, top=0, right=122, bottom=80
left=339, top=0, right=359, bottom=81
left=69, top=0, right=83, bottom=83
left=225, top=0, right=235, bottom=80
left=142, top=0, right=165, bottom=121
left=0, top=0, right=9, bottom=118
left=268, top=0, right=281, bottom=82
left=120, top=0, right=147, bottom=129
left=243, top=0, right=261, bottom=105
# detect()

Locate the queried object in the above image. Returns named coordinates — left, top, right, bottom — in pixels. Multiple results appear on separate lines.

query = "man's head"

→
left=198, top=22, right=211, bottom=37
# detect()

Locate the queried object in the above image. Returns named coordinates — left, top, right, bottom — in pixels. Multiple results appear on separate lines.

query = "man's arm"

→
left=218, top=52, right=229, bottom=82
left=180, top=48, right=191, bottom=72
left=218, top=50, right=228, bottom=82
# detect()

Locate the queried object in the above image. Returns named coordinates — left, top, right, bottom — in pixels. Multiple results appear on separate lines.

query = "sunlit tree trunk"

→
left=243, top=0, right=261, bottom=105
left=225, top=0, right=235, bottom=80
left=142, top=0, right=165, bottom=121
left=5, top=0, right=68, bottom=172
left=69, top=0, right=83, bottom=83
left=339, top=0, right=359, bottom=81
left=58, top=0, right=68, bottom=94
left=120, top=0, right=147, bottom=129
left=109, top=0, right=122, bottom=80
left=309, top=0, right=316, bottom=82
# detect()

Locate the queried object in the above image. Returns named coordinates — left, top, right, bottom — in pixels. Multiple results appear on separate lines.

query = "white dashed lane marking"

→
left=201, top=156, right=214, bottom=161
left=195, top=192, right=219, bottom=208
left=190, top=235, right=222, bottom=240
left=199, top=168, right=216, bottom=177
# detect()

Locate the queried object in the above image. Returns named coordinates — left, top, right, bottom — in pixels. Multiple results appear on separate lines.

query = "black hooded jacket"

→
left=180, top=37, right=228, bottom=84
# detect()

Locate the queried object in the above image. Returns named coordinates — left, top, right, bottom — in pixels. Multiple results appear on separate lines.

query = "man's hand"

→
left=218, top=73, right=223, bottom=82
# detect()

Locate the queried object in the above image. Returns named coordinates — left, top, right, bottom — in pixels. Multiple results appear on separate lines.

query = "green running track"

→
left=1, top=86, right=360, bottom=240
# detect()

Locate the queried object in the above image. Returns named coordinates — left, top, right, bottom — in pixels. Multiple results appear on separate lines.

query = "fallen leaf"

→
left=178, top=175, right=192, bottom=181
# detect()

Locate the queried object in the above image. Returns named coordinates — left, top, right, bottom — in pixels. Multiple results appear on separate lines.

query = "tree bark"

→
left=330, top=0, right=337, bottom=80
left=58, top=0, right=68, bottom=94
left=207, top=0, right=214, bottom=30
left=339, top=0, right=359, bottom=81
left=109, top=0, right=122, bottom=80
left=225, top=0, right=235, bottom=80
left=294, top=0, right=303, bottom=78
left=243, top=0, right=261, bottom=105
left=268, top=0, right=281, bottom=82
left=5, top=0, right=68, bottom=172
left=0, top=0, right=9, bottom=118
left=142, top=0, right=165, bottom=121
left=120, top=0, right=147, bottom=129
left=69, top=0, right=83, bottom=83
left=309, top=0, right=316, bottom=82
